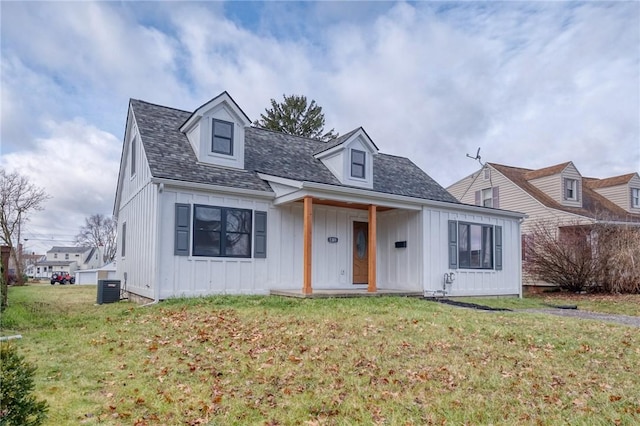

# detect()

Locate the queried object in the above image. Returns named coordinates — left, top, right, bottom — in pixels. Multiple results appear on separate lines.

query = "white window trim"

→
left=211, top=118, right=234, bottom=156
left=349, top=149, right=367, bottom=180
left=632, top=188, right=640, bottom=208
left=565, top=178, right=577, bottom=201
left=481, top=188, right=493, bottom=207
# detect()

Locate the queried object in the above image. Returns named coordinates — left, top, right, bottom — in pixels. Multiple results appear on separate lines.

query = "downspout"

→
left=518, top=217, right=524, bottom=298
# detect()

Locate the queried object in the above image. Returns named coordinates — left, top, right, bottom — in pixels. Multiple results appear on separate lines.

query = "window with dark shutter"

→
left=254, top=211, right=267, bottom=258
left=192, top=205, right=252, bottom=257
left=175, top=203, right=191, bottom=256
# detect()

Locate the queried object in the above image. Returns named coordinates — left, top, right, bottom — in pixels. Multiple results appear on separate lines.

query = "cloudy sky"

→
left=1, top=1, right=639, bottom=254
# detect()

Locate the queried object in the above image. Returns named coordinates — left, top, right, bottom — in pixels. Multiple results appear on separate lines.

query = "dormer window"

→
left=564, top=178, right=578, bottom=201
left=351, top=149, right=366, bottom=179
left=632, top=188, right=640, bottom=208
left=212, top=119, right=234, bottom=155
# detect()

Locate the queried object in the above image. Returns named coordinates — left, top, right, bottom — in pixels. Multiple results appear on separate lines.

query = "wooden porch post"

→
left=303, top=196, right=313, bottom=295
left=368, top=204, right=377, bottom=292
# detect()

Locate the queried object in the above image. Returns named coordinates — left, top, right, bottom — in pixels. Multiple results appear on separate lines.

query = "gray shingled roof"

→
left=48, top=246, right=91, bottom=254
left=130, top=99, right=459, bottom=204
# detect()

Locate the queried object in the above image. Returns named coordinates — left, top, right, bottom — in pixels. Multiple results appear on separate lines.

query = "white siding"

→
left=158, top=189, right=271, bottom=298
left=117, top=181, right=158, bottom=300
left=158, top=190, right=404, bottom=297
left=422, top=207, right=521, bottom=297
left=377, top=210, right=422, bottom=290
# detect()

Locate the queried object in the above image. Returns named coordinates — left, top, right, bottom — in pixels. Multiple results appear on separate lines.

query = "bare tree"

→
left=524, top=220, right=640, bottom=293
left=74, top=214, right=116, bottom=263
left=0, top=169, right=49, bottom=287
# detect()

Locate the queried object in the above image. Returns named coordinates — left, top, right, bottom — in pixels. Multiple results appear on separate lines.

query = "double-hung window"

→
left=481, top=188, right=493, bottom=207
left=212, top=119, right=234, bottom=155
left=449, top=221, right=501, bottom=270
left=632, top=188, right=640, bottom=208
left=193, top=205, right=251, bottom=257
left=565, top=178, right=577, bottom=201
left=351, top=149, right=366, bottom=179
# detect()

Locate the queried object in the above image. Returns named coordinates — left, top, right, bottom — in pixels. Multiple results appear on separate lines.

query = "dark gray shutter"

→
left=576, top=179, right=581, bottom=202
left=448, top=220, right=458, bottom=269
left=495, top=226, right=503, bottom=270
left=254, top=211, right=267, bottom=258
left=474, top=190, right=481, bottom=206
left=492, top=186, right=500, bottom=209
left=175, top=203, right=191, bottom=256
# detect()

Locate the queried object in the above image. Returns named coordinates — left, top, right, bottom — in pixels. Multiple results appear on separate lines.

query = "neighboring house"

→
left=113, top=92, right=526, bottom=302
left=35, top=246, right=104, bottom=277
left=23, top=253, right=45, bottom=278
left=447, top=162, right=640, bottom=284
left=75, top=261, right=117, bottom=285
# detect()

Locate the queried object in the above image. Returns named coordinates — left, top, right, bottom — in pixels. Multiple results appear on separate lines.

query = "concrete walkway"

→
left=518, top=308, right=640, bottom=327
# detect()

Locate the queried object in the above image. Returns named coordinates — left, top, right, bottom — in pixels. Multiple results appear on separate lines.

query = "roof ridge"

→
left=248, top=126, right=332, bottom=145
left=130, top=98, right=191, bottom=114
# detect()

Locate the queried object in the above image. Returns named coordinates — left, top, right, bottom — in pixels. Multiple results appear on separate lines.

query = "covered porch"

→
left=259, top=173, right=426, bottom=297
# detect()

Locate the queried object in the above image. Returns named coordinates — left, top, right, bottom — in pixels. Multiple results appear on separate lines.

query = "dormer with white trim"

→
left=180, top=92, right=251, bottom=169
left=313, top=127, right=378, bottom=190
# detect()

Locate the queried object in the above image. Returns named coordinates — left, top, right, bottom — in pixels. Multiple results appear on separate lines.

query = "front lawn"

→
left=2, top=285, right=639, bottom=425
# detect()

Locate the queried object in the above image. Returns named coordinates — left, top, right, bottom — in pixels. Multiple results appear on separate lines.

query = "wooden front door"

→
left=352, top=221, right=368, bottom=284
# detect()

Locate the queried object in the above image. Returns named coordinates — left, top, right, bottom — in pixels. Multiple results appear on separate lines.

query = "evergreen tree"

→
left=254, top=94, right=338, bottom=141
left=0, top=344, right=48, bottom=425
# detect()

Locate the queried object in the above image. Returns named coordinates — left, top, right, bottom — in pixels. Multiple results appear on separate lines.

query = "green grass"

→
left=2, top=285, right=639, bottom=425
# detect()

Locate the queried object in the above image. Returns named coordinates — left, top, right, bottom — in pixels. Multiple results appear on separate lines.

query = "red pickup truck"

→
left=50, top=272, right=75, bottom=285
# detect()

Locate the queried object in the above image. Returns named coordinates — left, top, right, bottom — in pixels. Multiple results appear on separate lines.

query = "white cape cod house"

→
left=113, top=92, right=525, bottom=302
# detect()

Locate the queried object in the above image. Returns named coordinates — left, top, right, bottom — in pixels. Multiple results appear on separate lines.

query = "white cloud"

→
left=1, top=119, right=120, bottom=254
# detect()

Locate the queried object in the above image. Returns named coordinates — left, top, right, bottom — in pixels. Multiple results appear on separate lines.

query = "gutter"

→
left=150, top=177, right=275, bottom=199
left=297, top=181, right=527, bottom=219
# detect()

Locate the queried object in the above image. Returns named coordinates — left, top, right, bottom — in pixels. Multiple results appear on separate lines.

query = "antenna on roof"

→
left=466, top=147, right=482, bottom=163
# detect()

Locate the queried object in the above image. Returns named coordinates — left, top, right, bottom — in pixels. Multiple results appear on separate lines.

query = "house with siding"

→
left=447, top=162, right=640, bottom=284
left=34, top=246, right=104, bottom=277
left=113, top=92, right=526, bottom=302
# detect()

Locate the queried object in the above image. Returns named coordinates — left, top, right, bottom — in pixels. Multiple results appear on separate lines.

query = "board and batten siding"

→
left=157, top=190, right=426, bottom=297
left=116, top=118, right=157, bottom=299
left=117, top=181, right=158, bottom=300
left=158, top=189, right=271, bottom=298
left=422, top=207, right=521, bottom=297
left=377, top=210, right=423, bottom=291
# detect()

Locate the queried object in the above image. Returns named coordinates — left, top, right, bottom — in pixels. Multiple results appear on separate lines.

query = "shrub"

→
left=0, top=343, right=48, bottom=426
left=524, top=221, right=640, bottom=293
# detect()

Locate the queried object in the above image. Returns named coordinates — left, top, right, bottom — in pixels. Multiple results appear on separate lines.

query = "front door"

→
left=352, top=221, right=368, bottom=284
